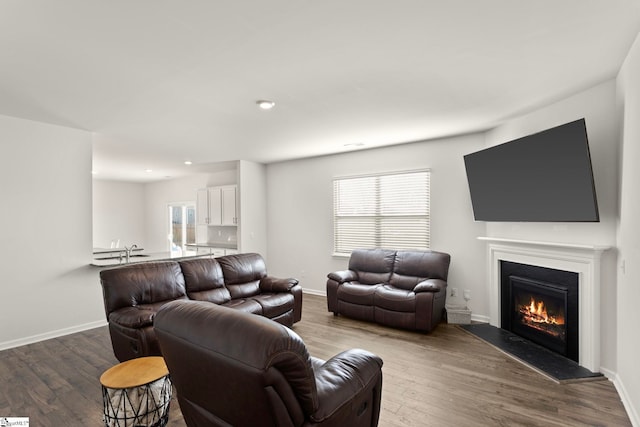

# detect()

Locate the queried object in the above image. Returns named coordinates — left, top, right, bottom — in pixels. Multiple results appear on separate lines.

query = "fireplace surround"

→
left=480, top=237, right=610, bottom=372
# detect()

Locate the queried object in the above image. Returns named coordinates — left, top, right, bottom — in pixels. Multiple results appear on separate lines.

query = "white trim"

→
left=480, top=236, right=610, bottom=372
left=471, top=313, right=491, bottom=323
left=478, top=236, right=611, bottom=252
left=0, top=320, right=107, bottom=352
left=302, top=288, right=327, bottom=297
left=600, top=368, right=640, bottom=427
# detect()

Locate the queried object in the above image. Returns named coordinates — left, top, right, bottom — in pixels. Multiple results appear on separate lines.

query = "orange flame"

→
left=522, top=297, right=564, bottom=325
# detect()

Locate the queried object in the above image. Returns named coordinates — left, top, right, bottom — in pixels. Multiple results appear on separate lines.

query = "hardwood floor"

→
left=0, top=293, right=630, bottom=426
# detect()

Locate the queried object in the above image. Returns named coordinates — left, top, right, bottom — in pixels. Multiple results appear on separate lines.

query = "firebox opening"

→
left=509, top=276, right=568, bottom=357
left=500, top=261, right=579, bottom=363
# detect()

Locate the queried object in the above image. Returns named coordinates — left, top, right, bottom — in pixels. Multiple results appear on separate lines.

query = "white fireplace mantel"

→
left=478, top=236, right=611, bottom=372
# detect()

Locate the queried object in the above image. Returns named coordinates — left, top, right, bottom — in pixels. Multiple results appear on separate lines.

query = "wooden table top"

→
left=100, top=356, right=169, bottom=389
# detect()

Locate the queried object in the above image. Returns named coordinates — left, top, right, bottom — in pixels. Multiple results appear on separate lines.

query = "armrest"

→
left=109, top=306, right=156, bottom=328
left=327, top=270, right=358, bottom=283
left=259, top=276, right=299, bottom=293
left=413, top=278, right=447, bottom=293
left=310, top=349, right=383, bottom=422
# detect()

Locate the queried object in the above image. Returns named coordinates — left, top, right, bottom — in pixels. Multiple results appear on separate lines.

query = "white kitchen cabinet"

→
left=196, top=188, right=210, bottom=226
left=220, top=185, right=237, bottom=225
left=197, top=185, right=237, bottom=226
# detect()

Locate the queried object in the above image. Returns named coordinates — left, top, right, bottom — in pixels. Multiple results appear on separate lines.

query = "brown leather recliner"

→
left=154, top=300, right=383, bottom=427
left=327, top=248, right=451, bottom=332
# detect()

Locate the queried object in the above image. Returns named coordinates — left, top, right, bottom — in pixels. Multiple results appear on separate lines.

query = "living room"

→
left=1, top=2, right=640, bottom=426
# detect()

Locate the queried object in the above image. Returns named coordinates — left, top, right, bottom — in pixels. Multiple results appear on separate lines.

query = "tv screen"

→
left=463, top=118, right=599, bottom=222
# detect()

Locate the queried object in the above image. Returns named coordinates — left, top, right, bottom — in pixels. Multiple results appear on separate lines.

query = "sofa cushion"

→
left=390, top=250, right=451, bottom=290
left=179, top=258, right=232, bottom=304
left=100, top=261, right=187, bottom=315
left=337, top=282, right=381, bottom=305
left=374, top=285, right=415, bottom=312
left=218, top=253, right=267, bottom=285
left=218, top=253, right=267, bottom=299
left=250, top=293, right=295, bottom=318
left=221, top=298, right=263, bottom=314
left=348, top=249, right=395, bottom=285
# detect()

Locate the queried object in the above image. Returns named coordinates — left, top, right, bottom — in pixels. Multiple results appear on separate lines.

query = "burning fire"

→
left=520, top=297, right=565, bottom=326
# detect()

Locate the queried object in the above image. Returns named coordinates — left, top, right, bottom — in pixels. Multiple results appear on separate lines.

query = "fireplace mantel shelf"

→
left=477, top=237, right=611, bottom=253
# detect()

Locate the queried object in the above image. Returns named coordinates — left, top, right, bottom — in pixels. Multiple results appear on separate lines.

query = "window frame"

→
left=332, top=169, right=431, bottom=257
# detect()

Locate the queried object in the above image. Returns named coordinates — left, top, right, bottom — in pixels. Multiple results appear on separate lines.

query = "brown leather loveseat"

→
left=327, top=248, right=450, bottom=332
left=100, top=252, right=302, bottom=362
left=155, top=300, right=384, bottom=427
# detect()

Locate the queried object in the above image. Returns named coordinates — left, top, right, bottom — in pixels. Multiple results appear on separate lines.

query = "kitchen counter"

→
left=91, top=250, right=210, bottom=268
left=186, top=242, right=237, bottom=250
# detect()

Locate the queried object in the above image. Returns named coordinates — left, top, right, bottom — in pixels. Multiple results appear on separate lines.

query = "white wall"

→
left=616, top=32, right=640, bottom=426
left=0, top=114, right=105, bottom=348
left=238, top=160, right=268, bottom=257
left=266, top=133, right=488, bottom=313
left=484, top=80, right=620, bottom=373
left=484, top=80, right=619, bottom=246
left=92, top=180, right=146, bottom=249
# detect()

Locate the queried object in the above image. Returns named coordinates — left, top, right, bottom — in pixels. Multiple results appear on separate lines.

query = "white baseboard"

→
left=600, top=367, right=639, bottom=427
left=302, top=288, right=326, bottom=297
left=0, top=320, right=108, bottom=352
left=471, top=313, right=491, bottom=323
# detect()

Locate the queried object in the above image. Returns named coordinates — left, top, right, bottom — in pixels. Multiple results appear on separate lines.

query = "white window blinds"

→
left=333, top=170, right=430, bottom=255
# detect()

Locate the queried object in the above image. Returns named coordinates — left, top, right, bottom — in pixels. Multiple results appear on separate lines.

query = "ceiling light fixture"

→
left=184, top=160, right=192, bottom=165
left=145, top=169, right=153, bottom=173
left=256, top=100, right=275, bottom=110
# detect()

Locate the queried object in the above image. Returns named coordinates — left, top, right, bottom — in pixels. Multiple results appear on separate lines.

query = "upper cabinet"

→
left=197, top=185, right=238, bottom=226
left=196, top=188, right=209, bottom=226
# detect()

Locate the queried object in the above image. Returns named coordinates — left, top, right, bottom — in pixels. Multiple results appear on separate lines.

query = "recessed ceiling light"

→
left=184, top=161, right=193, bottom=165
left=256, top=100, right=275, bottom=110
left=145, top=169, right=153, bottom=173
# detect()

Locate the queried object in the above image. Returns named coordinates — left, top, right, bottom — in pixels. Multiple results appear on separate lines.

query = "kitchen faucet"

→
left=123, top=244, right=138, bottom=263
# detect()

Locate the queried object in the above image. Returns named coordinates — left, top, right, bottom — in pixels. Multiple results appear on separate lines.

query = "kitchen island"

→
left=91, top=250, right=210, bottom=268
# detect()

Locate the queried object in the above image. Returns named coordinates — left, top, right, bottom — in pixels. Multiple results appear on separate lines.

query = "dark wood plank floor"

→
left=0, top=294, right=631, bottom=426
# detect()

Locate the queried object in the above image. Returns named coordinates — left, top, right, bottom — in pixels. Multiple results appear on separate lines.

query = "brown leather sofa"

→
left=327, top=248, right=451, bottom=332
left=100, top=252, right=302, bottom=362
left=155, top=300, right=383, bottom=427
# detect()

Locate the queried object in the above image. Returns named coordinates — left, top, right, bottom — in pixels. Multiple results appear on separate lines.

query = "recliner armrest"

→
left=310, top=349, right=383, bottom=422
left=109, top=306, right=156, bottom=328
left=327, top=270, right=358, bottom=283
left=413, top=278, right=447, bottom=293
left=259, top=276, right=299, bottom=292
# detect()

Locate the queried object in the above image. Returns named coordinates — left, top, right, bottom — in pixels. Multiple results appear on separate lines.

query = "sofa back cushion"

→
left=100, top=261, right=188, bottom=315
left=179, top=258, right=231, bottom=304
left=348, top=249, right=395, bottom=285
left=218, top=253, right=267, bottom=299
left=390, top=250, right=451, bottom=290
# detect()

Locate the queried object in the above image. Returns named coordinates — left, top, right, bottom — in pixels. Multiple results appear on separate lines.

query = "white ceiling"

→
left=1, top=1, right=639, bottom=182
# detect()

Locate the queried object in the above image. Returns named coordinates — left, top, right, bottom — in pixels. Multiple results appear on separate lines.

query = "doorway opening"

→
left=168, top=203, right=196, bottom=254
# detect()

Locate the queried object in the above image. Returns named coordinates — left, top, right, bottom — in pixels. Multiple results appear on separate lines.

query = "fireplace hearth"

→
left=501, top=261, right=578, bottom=362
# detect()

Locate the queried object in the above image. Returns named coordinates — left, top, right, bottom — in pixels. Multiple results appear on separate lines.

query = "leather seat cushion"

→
left=337, top=282, right=381, bottom=305
left=250, top=293, right=294, bottom=318
left=221, top=298, right=263, bottom=314
left=374, top=285, right=416, bottom=312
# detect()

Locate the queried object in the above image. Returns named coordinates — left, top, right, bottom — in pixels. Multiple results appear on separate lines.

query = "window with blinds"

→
left=333, top=170, right=430, bottom=255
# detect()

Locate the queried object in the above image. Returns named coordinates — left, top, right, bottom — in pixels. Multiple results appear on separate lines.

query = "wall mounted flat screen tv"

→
left=463, top=118, right=599, bottom=222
